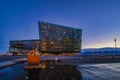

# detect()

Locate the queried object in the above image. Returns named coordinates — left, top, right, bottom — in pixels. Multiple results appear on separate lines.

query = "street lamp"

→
left=114, top=38, right=117, bottom=52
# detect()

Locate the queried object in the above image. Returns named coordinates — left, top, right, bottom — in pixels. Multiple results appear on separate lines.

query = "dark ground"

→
left=0, top=62, right=82, bottom=80
left=0, top=63, right=26, bottom=80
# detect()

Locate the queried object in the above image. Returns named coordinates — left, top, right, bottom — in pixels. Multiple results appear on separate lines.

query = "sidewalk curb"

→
left=0, top=58, right=27, bottom=69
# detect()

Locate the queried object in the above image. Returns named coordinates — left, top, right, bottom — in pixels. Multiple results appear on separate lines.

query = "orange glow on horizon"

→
left=82, top=41, right=120, bottom=49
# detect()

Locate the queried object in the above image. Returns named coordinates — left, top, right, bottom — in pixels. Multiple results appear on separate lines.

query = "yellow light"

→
left=41, top=64, right=46, bottom=69
left=50, top=41, right=54, bottom=44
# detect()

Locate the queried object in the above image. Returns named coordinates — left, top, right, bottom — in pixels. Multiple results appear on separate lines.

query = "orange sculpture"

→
left=27, top=50, right=40, bottom=65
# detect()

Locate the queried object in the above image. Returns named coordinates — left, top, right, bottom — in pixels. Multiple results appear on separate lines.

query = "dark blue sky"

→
left=1, top=0, right=120, bottom=53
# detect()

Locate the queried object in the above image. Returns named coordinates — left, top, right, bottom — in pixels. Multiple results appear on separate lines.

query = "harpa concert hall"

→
left=9, top=21, right=82, bottom=55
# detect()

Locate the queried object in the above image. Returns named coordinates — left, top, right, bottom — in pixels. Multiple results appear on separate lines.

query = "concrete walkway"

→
left=0, top=56, right=79, bottom=69
left=0, top=58, right=27, bottom=69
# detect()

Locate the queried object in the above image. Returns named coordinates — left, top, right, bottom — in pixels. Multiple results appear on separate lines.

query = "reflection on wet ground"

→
left=78, top=63, right=120, bottom=80
left=1, top=61, right=120, bottom=80
left=25, top=61, right=82, bottom=80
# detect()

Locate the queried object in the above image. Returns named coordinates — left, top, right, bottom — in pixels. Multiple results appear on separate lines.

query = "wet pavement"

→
left=0, top=60, right=120, bottom=80
left=0, top=63, right=26, bottom=80
left=77, top=63, right=120, bottom=80
left=26, top=62, right=82, bottom=80
left=0, top=61, right=82, bottom=80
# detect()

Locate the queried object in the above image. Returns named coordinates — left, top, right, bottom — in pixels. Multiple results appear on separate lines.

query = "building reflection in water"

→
left=26, top=61, right=82, bottom=80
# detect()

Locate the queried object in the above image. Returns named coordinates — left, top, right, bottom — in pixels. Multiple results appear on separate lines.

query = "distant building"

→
left=9, top=21, right=82, bottom=55
left=9, top=39, right=40, bottom=55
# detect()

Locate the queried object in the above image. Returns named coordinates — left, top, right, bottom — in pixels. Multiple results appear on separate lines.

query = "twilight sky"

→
left=0, top=0, right=120, bottom=53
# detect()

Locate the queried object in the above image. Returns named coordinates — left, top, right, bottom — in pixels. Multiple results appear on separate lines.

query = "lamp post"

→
left=114, top=38, right=117, bottom=52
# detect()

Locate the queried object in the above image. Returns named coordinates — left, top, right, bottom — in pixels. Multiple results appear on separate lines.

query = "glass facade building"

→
left=9, top=21, right=82, bottom=55
left=9, top=40, right=40, bottom=55
left=39, top=21, right=82, bottom=53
